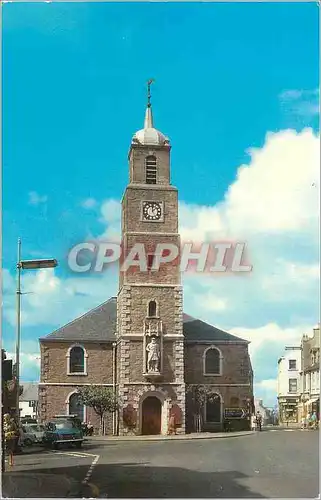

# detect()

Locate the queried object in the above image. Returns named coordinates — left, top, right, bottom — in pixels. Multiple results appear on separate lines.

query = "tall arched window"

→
left=203, top=347, right=222, bottom=375
left=148, top=300, right=157, bottom=317
left=69, top=346, right=85, bottom=374
left=205, top=393, right=221, bottom=423
left=68, top=392, right=85, bottom=421
left=145, top=156, right=157, bottom=184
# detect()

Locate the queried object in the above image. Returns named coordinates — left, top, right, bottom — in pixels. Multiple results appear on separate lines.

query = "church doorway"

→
left=141, top=396, right=162, bottom=435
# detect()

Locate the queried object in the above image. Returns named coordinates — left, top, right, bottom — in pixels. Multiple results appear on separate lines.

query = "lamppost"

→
left=15, top=238, right=58, bottom=425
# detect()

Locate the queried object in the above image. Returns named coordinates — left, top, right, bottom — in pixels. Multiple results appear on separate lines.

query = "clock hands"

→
left=143, top=202, right=162, bottom=220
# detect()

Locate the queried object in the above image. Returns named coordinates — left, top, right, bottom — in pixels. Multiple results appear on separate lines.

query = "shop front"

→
left=306, top=397, right=319, bottom=418
left=278, top=397, right=300, bottom=425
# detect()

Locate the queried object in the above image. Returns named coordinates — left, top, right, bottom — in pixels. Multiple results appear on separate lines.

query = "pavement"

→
left=87, top=430, right=254, bottom=442
left=1, top=428, right=319, bottom=498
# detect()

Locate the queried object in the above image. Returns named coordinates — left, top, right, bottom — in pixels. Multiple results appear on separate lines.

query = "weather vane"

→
left=147, top=79, right=155, bottom=108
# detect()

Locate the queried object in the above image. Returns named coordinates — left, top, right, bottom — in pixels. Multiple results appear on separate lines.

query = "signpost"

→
left=224, top=408, right=247, bottom=419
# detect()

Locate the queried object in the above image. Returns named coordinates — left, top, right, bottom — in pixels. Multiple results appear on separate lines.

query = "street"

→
left=2, top=429, right=319, bottom=498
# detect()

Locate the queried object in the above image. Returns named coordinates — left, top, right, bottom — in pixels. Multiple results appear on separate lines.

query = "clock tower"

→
left=116, top=81, right=185, bottom=435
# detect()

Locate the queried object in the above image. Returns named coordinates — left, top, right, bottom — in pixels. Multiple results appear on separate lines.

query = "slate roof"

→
left=182, top=314, right=247, bottom=343
left=40, top=297, right=248, bottom=344
left=20, top=383, right=39, bottom=402
left=40, top=297, right=117, bottom=343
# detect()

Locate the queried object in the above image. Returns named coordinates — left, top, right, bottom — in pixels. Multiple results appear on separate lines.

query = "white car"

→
left=20, top=425, right=37, bottom=446
left=24, top=424, right=46, bottom=444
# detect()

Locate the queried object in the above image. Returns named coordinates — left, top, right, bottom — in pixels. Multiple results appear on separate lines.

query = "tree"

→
left=186, top=385, right=220, bottom=433
left=77, top=385, right=118, bottom=435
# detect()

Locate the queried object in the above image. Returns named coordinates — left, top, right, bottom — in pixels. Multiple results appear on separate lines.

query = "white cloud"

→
left=254, top=379, right=278, bottom=407
left=28, top=191, right=48, bottom=206
left=256, top=379, right=277, bottom=391
left=99, top=198, right=121, bottom=242
left=279, top=88, right=319, bottom=120
left=195, top=293, right=228, bottom=312
left=180, top=128, right=319, bottom=238
left=228, top=323, right=310, bottom=358
left=5, top=340, right=41, bottom=382
left=81, top=198, right=97, bottom=209
left=3, top=267, right=118, bottom=329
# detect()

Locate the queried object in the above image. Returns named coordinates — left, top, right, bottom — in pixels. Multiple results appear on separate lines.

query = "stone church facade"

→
left=39, top=87, right=253, bottom=435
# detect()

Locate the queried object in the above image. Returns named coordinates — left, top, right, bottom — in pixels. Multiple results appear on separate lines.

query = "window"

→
left=205, top=393, right=221, bottom=423
left=204, top=347, right=221, bottom=375
left=145, top=156, right=157, bottom=184
left=148, top=300, right=157, bottom=317
left=289, top=378, right=297, bottom=393
left=289, top=359, right=296, bottom=370
left=69, top=346, right=85, bottom=374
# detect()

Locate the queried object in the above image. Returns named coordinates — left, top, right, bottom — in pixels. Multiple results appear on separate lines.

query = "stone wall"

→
left=39, top=340, right=115, bottom=433
left=184, top=342, right=253, bottom=433
left=38, top=384, right=113, bottom=434
left=184, top=342, right=252, bottom=385
left=40, top=341, right=114, bottom=384
left=128, top=146, right=171, bottom=186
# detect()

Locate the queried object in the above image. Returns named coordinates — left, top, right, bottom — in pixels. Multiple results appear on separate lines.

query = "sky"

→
left=2, top=2, right=319, bottom=407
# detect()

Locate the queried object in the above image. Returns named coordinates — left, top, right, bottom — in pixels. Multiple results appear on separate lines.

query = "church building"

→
left=39, top=83, right=253, bottom=435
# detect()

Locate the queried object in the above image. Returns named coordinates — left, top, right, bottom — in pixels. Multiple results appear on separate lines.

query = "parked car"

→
left=53, top=414, right=82, bottom=429
left=20, top=425, right=37, bottom=447
left=43, top=417, right=84, bottom=449
left=24, top=423, right=46, bottom=444
left=21, top=416, right=37, bottom=425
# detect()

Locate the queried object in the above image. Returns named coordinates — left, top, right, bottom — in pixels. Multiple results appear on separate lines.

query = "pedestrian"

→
left=4, top=414, right=18, bottom=467
left=311, top=411, right=318, bottom=430
left=87, top=422, right=94, bottom=436
left=256, top=411, right=262, bottom=431
left=301, top=416, right=307, bottom=430
left=251, top=413, right=256, bottom=431
left=306, top=412, right=312, bottom=429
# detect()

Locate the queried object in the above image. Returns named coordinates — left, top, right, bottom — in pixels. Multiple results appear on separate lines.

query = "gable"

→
left=20, top=383, right=39, bottom=402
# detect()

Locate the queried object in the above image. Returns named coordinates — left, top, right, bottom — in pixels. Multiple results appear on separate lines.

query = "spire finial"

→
left=147, top=78, right=154, bottom=108
left=144, top=79, right=154, bottom=129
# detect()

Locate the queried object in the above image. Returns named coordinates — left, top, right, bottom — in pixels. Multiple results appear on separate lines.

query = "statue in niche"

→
left=146, top=336, right=160, bottom=372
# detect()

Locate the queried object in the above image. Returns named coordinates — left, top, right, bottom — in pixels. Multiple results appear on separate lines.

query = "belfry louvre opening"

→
left=146, top=156, right=157, bottom=184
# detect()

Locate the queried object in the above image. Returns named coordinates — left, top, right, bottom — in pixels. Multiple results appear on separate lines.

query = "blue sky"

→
left=2, top=2, right=319, bottom=406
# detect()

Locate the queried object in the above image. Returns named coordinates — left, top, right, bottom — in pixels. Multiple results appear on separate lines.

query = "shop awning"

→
left=306, top=397, right=319, bottom=406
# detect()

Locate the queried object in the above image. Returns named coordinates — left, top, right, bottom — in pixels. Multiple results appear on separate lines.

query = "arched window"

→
left=68, top=392, right=85, bottom=421
left=145, top=156, right=157, bottom=184
left=69, top=346, right=85, bottom=374
left=205, top=393, right=221, bottom=423
left=148, top=300, right=157, bottom=317
left=203, top=347, right=222, bottom=375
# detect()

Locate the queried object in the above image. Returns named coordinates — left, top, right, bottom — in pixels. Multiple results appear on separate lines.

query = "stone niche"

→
left=143, top=318, right=163, bottom=380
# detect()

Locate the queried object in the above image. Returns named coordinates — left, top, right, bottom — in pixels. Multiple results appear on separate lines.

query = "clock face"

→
left=142, top=201, right=163, bottom=221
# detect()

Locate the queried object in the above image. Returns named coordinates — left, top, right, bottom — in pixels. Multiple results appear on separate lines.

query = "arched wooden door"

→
left=142, top=396, right=162, bottom=435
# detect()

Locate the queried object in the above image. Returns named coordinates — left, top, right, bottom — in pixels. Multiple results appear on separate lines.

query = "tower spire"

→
left=144, top=78, right=154, bottom=129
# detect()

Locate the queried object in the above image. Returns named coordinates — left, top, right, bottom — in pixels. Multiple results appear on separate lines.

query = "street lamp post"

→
left=15, top=238, right=58, bottom=426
